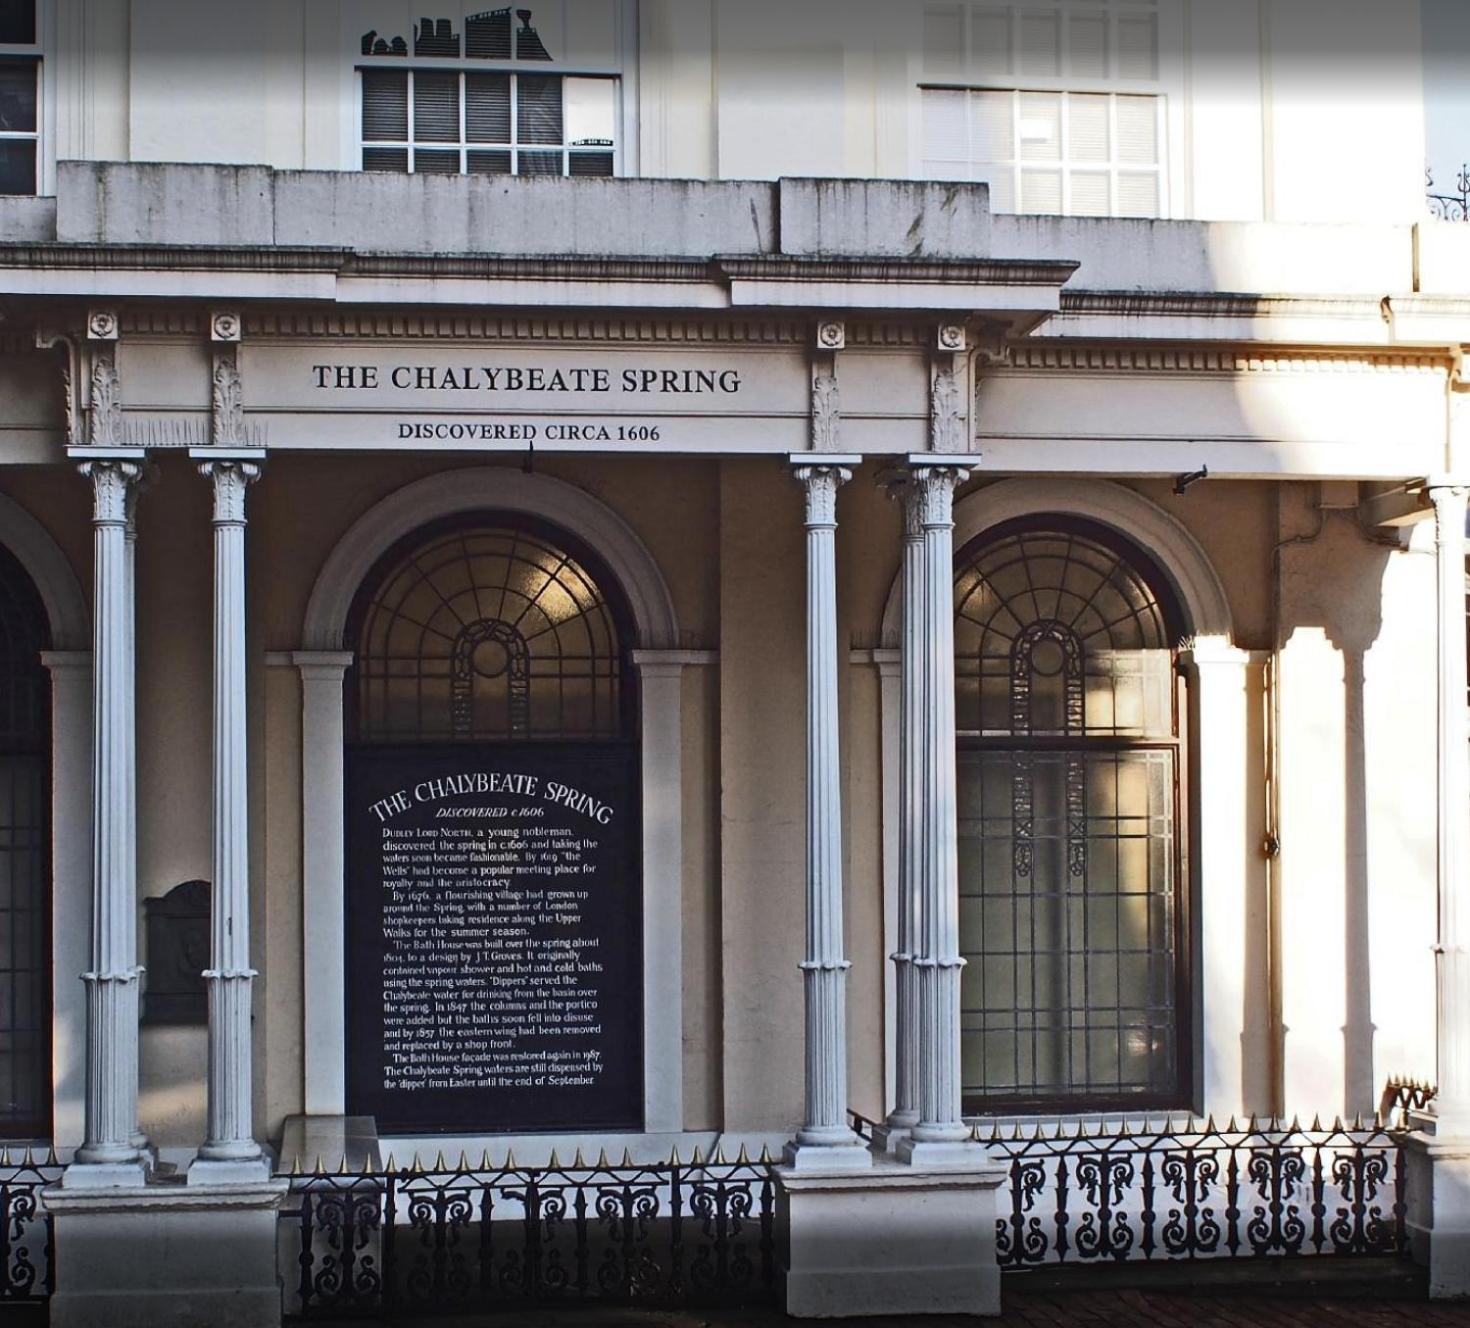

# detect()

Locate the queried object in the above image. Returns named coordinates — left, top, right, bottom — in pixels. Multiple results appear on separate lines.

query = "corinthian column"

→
left=67, top=457, right=146, bottom=1186
left=189, top=454, right=270, bottom=1182
left=1430, top=481, right=1470, bottom=1133
left=785, top=456, right=869, bottom=1170
left=898, top=457, right=984, bottom=1167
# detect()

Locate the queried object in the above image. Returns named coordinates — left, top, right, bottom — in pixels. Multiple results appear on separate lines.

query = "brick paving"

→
left=380, top=1286, right=1470, bottom=1328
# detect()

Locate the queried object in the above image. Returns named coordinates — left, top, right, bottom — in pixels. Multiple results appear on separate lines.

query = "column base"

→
left=776, top=1154, right=1007, bottom=1318
left=61, top=1160, right=149, bottom=1189
left=187, top=1152, right=274, bottom=1185
left=784, top=1138, right=874, bottom=1171
left=897, top=1134, right=986, bottom=1168
left=869, top=1121, right=912, bottom=1156
left=44, top=1178, right=289, bottom=1328
left=1404, top=1116, right=1470, bottom=1297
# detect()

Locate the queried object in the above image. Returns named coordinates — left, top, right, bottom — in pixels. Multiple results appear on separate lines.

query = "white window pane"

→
left=1116, top=94, right=1158, bottom=163
left=1117, top=170, right=1159, bottom=216
left=1117, top=13, right=1158, bottom=79
left=518, top=73, right=564, bottom=145
left=565, top=77, right=615, bottom=147
left=984, top=170, right=1016, bottom=213
left=1069, top=14, right=1107, bottom=77
left=1021, top=169, right=1062, bottom=213
left=1019, top=11, right=1061, bottom=76
left=970, top=89, right=1013, bottom=162
left=922, top=89, right=969, bottom=162
left=923, top=4, right=965, bottom=81
left=362, top=69, right=408, bottom=141
left=1069, top=170, right=1110, bottom=214
left=971, top=10, right=1012, bottom=77
left=413, top=71, right=459, bottom=143
left=1069, top=93, right=1109, bottom=162
left=1018, top=91, right=1060, bottom=162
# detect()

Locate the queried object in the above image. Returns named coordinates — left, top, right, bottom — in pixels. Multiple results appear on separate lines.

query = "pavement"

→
left=343, top=1286, right=1470, bottom=1328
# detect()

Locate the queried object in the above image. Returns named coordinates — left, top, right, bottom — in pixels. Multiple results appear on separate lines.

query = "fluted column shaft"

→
left=1431, top=483, right=1470, bottom=1130
left=904, top=462, right=974, bottom=1153
left=74, top=459, right=144, bottom=1171
left=786, top=459, right=868, bottom=1168
left=194, top=458, right=265, bottom=1171
left=883, top=477, right=924, bottom=1137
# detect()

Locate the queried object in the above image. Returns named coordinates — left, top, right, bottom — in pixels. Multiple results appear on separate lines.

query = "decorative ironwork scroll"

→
left=0, top=1152, right=61, bottom=1305
left=990, top=1115, right=1407, bottom=1269
left=282, top=1153, right=776, bottom=1318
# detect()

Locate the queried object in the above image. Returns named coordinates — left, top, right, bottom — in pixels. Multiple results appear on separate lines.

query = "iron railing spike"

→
left=337, top=1153, right=349, bottom=1175
left=1010, top=1123, right=1022, bottom=1141
left=1288, top=1114, right=1300, bottom=1132
left=432, top=1150, right=444, bottom=1172
left=760, top=1144, right=774, bottom=1165
left=289, top=1154, right=302, bottom=1176
left=1311, top=1113, right=1322, bottom=1131
left=1247, top=1113, right=1259, bottom=1132
left=1031, top=1123, right=1045, bottom=1141
left=713, top=1143, right=726, bottom=1164
left=311, top=1154, right=324, bottom=1176
left=45, top=1146, right=58, bottom=1166
left=620, top=1146, right=633, bottom=1167
left=22, top=1146, right=34, bottom=1167
left=1120, top=1118, right=1133, bottom=1138
left=1051, top=1120, right=1065, bottom=1140
left=1204, top=1114, right=1216, bottom=1133
left=669, top=1146, right=681, bottom=1167
left=738, top=1142, right=750, bottom=1164
left=691, top=1145, right=705, bottom=1166
left=574, top=1148, right=586, bottom=1169
left=384, top=1153, right=395, bottom=1173
left=1352, top=1110, right=1364, bottom=1130
left=505, top=1148, right=517, bottom=1169
left=548, top=1149, right=561, bottom=1170
left=480, top=1149, right=491, bottom=1170
left=1, top=1147, right=13, bottom=1168
left=1223, top=1115, right=1236, bottom=1133
left=598, top=1148, right=610, bottom=1168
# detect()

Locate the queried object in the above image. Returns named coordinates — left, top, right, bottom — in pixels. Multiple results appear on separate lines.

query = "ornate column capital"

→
left=77, top=458, right=143, bottom=526
left=905, top=456, right=974, bottom=528
left=197, top=457, right=262, bottom=525
left=790, top=454, right=859, bottom=528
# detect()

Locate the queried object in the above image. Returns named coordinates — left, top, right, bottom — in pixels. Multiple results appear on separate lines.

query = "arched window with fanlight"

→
left=342, top=513, right=643, bottom=1136
left=954, top=517, right=1187, bottom=1113
left=0, top=540, right=50, bottom=1138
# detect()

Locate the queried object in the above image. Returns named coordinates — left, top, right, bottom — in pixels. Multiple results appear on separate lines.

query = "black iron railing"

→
left=0, top=1151, right=61, bottom=1304
left=1380, top=1077, right=1437, bottom=1129
left=282, top=1148, right=777, bottom=1319
left=1428, top=166, right=1470, bottom=220
left=988, top=1115, right=1406, bottom=1268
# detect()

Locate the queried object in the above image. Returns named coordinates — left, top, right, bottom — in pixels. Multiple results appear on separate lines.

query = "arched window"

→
left=954, top=517, right=1186, bottom=1112
left=0, top=541, right=50, bottom=1137
left=349, top=515, right=633, bottom=743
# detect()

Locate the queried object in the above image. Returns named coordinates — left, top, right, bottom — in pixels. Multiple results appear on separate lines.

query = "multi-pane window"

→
left=0, top=540, right=50, bottom=1138
left=954, top=520, right=1186, bottom=1112
left=922, top=87, right=1161, bottom=216
left=362, top=70, right=616, bottom=176
left=919, top=0, right=1169, bottom=217
left=356, top=6, right=620, bottom=177
left=0, top=0, right=39, bottom=196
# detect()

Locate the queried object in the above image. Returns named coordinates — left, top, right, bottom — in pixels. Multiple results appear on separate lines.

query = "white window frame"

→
left=357, top=67, right=622, bottom=178
left=346, top=2, right=638, bottom=178
left=920, top=84, right=1168, bottom=218
left=907, top=0, right=1187, bottom=218
left=0, top=0, right=52, bottom=197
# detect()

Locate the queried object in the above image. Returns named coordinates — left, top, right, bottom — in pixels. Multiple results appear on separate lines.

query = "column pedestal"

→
left=776, top=1155, right=1007, bottom=1318
left=45, top=1179, right=288, bottom=1328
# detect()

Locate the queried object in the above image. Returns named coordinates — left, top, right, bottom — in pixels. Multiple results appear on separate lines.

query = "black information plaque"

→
left=345, top=743, right=642, bottom=1135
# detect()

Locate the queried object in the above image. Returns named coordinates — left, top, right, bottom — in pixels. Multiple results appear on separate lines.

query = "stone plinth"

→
left=775, top=1153, right=1006, bottom=1318
left=1404, top=1116, right=1470, bottom=1298
left=44, top=1178, right=288, bottom=1328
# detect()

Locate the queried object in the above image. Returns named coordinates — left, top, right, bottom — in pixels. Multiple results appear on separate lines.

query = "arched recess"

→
left=868, top=476, right=1259, bottom=1121
left=294, top=467, right=699, bottom=1140
left=0, top=490, right=90, bottom=1152
left=881, top=478, right=1233, bottom=645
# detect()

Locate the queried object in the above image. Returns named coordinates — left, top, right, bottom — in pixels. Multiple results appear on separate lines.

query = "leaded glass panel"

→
left=954, top=520, right=1184, bottom=1112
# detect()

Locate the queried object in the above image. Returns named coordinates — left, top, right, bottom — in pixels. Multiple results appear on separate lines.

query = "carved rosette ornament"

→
left=929, top=321, right=969, bottom=455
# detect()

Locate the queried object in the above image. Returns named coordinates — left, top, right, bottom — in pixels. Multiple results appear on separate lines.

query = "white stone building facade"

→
left=0, top=0, right=1468, bottom=1321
